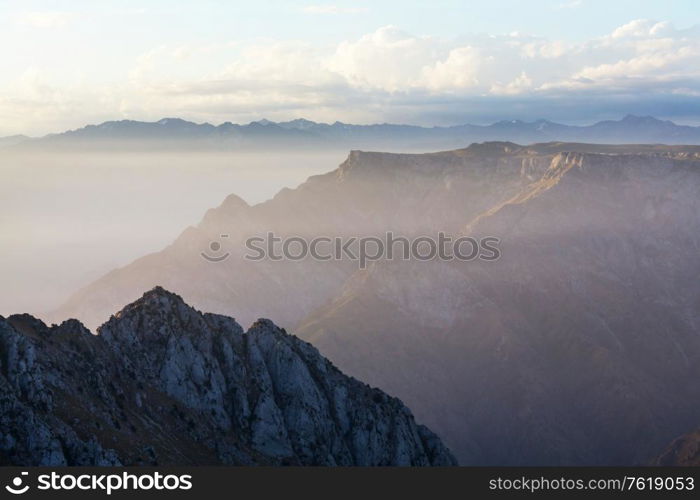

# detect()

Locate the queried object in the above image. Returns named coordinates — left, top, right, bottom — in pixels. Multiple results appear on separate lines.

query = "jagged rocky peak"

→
left=5, top=313, right=51, bottom=336
left=55, top=318, right=93, bottom=337
left=113, top=285, right=189, bottom=316
left=0, top=287, right=456, bottom=466
left=103, top=286, right=204, bottom=337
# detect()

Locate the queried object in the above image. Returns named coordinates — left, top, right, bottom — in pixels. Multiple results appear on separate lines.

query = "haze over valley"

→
left=0, top=149, right=344, bottom=315
left=3, top=114, right=700, bottom=316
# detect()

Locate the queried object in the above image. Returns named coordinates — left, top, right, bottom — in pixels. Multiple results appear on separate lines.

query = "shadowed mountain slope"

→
left=0, top=287, right=455, bottom=466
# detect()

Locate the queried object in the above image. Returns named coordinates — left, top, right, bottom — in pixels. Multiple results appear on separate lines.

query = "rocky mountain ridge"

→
left=0, top=287, right=456, bottom=466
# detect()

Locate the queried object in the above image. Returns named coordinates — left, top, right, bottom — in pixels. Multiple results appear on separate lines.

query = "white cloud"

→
left=491, top=72, right=534, bottom=95
left=521, top=40, right=569, bottom=59
left=611, top=19, right=669, bottom=39
left=327, top=26, right=444, bottom=92
left=541, top=20, right=700, bottom=93
left=422, top=47, right=482, bottom=91
left=223, top=41, right=338, bottom=86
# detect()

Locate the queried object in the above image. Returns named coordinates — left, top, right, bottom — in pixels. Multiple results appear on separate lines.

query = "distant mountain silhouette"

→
left=0, top=135, right=29, bottom=148
left=4, top=115, right=700, bottom=151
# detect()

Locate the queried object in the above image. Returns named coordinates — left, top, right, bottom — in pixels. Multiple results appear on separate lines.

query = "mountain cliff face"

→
left=52, top=142, right=700, bottom=465
left=298, top=150, right=700, bottom=465
left=0, top=287, right=455, bottom=466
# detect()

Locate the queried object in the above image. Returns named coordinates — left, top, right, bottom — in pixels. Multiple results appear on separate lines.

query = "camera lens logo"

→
left=201, top=234, right=230, bottom=262
left=5, top=472, right=29, bottom=495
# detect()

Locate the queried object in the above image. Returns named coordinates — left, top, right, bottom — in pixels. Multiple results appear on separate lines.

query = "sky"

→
left=1, top=0, right=700, bottom=135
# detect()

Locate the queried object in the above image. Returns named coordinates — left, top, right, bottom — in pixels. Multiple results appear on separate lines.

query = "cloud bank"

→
left=2, top=20, right=700, bottom=135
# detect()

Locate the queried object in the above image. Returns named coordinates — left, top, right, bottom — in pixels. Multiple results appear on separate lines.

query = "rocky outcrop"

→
left=0, top=288, right=455, bottom=466
left=656, top=429, right=700, bottom=466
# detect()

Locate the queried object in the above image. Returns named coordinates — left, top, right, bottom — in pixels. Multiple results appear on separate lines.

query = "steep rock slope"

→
left=297, top=150, right=700, bottom=464
left=0, top=287, right=455, bottom=466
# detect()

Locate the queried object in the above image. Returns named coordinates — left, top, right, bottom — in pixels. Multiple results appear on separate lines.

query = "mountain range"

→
left=0, top=287, right=455, bottom=466
left=4, top=115, right=700, bottom=152
left=52, top=141, right=700, bottom=465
